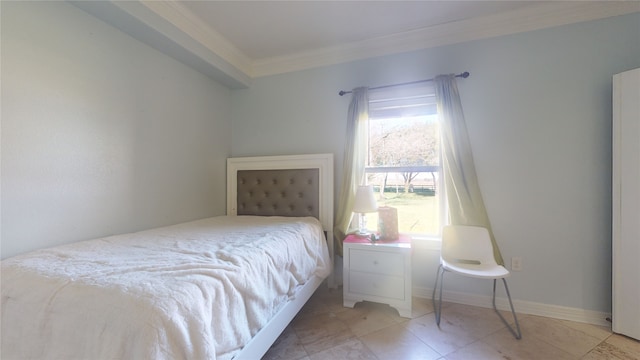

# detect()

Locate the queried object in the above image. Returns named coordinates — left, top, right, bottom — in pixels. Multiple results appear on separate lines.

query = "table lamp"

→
left=353, top=185, right=378, bottom=236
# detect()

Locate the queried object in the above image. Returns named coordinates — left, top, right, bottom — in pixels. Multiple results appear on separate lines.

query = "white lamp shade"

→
left=353, top=185, right=378, bottom=213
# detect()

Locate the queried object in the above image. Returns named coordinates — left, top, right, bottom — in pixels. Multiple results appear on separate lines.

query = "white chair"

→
left=432, top=225, right=522, bottom=339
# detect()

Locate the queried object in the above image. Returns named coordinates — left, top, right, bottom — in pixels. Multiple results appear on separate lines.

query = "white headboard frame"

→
left=227, top=153, right=335, bottom=287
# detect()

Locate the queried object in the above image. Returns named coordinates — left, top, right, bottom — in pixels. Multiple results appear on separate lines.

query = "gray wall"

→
left=230, top=13, right=640, bottom=313
left=1, top=1, right=231, bottom=258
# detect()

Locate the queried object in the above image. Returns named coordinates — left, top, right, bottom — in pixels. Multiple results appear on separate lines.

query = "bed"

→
left=1, top=153, right=334, bottom=360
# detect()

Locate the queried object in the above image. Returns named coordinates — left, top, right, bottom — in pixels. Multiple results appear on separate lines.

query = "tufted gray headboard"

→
left=226, top=153, right=335, bottom=287
left=236, top=169, right=319, bottom=218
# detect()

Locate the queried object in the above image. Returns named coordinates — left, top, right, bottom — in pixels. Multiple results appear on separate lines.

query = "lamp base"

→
left=357, top=213, right=369, bottom=237
left=356, top=230, right=371, bottom=237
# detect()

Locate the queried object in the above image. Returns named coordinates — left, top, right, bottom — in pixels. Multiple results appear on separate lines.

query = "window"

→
left=365, top=83, right=445, bottom=238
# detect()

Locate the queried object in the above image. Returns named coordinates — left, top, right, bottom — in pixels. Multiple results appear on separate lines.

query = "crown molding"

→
left=251, top=1, right=640, bottom=77
left=76, top=1, right=639, bottom=85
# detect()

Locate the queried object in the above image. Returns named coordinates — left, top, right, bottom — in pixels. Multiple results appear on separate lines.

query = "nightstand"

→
left=343, top=234, right=412, bottom=318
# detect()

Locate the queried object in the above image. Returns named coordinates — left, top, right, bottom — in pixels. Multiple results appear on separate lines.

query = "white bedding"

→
left=1, top=216, right=331, bottom=360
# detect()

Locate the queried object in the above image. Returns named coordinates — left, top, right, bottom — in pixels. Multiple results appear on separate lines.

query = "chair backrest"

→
left=441, top=225, right=498, bottom=266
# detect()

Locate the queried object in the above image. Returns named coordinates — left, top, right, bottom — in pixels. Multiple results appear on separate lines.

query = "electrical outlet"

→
left=511, top=257, right=523, bottom=271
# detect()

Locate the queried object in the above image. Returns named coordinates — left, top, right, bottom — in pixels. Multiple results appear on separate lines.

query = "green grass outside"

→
left=365, top=192, right=440, bottom=235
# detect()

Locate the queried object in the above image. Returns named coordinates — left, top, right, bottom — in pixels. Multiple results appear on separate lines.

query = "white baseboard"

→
left=413, top=286, right=612, bottom=327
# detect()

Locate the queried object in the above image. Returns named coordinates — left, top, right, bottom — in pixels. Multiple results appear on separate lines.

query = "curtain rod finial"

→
left=339, top=90, right=348, bottom=96
left=460, top=71, right=470, bottom=78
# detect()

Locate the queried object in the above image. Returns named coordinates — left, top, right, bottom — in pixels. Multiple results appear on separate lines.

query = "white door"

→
left=612, top=68, right=640, bottom=340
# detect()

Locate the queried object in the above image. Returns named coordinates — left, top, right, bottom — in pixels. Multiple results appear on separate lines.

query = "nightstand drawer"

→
left=349, top=249, right=404, bottom=276
left=348, top=271, right=405, bottom=300
left=343, top=234, right=412, bottom=318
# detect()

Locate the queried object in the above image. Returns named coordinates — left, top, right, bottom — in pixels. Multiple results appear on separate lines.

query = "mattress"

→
left=1, top=216, right=331, bottom=360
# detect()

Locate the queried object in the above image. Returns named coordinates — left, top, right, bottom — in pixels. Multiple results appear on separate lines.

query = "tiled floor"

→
left=263, top=285, right=640, bottom=360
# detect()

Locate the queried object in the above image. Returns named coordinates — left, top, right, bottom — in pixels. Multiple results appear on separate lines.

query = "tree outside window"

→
left=365, top=100, right=443, bottom=237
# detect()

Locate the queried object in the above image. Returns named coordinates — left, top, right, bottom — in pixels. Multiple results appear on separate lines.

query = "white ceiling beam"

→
left=70, top=0, right=252, bottom=89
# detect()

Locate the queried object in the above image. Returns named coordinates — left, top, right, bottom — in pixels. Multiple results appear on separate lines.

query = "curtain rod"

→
left=338, top=71, right=470, bottom=96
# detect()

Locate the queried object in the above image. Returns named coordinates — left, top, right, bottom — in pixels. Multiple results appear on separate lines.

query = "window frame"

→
left=365, top=85, right=446, bottom=241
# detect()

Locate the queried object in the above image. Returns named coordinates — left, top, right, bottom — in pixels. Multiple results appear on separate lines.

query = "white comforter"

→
left=1, top=216, right=331, bottom=360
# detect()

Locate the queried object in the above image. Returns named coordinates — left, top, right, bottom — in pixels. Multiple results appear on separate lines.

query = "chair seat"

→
left=441, top=259, right=510, bottom=279
left=434, top=225, right=521, bottom=339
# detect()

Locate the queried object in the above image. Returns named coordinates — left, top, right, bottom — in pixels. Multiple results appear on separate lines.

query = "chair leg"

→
left=432, top=264, right=444, bottom=326
left=492, top=278, right=522, bottom=339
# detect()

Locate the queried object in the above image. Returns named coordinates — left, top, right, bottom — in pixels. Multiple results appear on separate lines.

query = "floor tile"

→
left=582, top=334, right=640, bottom=359
left=404, top=301, right=508, bottom=356
left=557, top=319, right=612, bottom=341
left=517, top=314, right=604, bottom=357
left=411, top=296, right=435, bottom=318
left=606, top=333, right=640, bottom=356
left=482, top=327, right=575, bottom=360
left=403, top=311, right=481, bottom=356
left=307, top=338, right=378, bottom=360
left=262, top=326, right=308, bottom=360
left=295, top=283, right=346, bottom=316
left=360, top=323, right=441, bottom=360
left=337, top=301, right=406, bottom=337
left=292, top=311, right=357, bottom=355
left=441, top=302, right=510, bottom=338
left=266, top=286, right=636, bottom=360
left=444, top=339, right=513, bottom=360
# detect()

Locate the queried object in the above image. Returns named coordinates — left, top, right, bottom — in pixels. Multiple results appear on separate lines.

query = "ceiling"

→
left=178, top=1, right=536, bottom=60
left=72, top=1, right=640, bottom=88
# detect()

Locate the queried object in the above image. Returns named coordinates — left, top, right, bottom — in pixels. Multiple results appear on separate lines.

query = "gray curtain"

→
left=334, top=87, right=369, bottom=255
left=435, top=75, right=504, bottom=265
